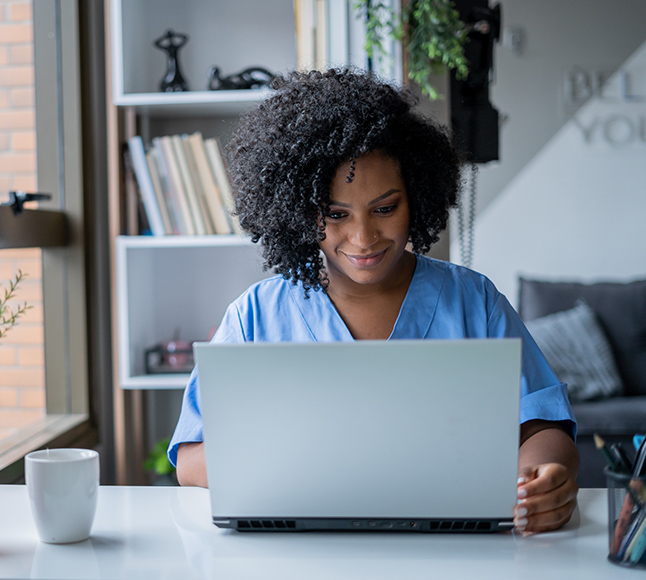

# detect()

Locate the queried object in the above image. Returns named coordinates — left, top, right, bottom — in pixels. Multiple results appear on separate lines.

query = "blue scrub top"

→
left=168, top=255, right=576, bottom=467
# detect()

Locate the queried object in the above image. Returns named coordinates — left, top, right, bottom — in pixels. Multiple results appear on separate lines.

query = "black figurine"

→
left=154, top=29, right=190, bottom=92
left=207, top=66, right=274, bottom=91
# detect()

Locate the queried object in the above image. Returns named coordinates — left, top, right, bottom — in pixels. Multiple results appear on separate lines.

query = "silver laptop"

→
left=194, top=339, right=521, bottom=533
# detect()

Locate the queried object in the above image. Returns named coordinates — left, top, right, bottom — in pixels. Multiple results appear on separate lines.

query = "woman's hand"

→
left=515, top=420, right=580, bottom=534
left=514, top=462, right=578, bottom=534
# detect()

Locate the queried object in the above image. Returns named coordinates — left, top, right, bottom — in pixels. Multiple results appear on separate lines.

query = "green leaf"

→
left=0, top=270, right=31, bottom=339
left=143, top=437, right=176, bottom=475
left=353, top=0, right=468, bottom=100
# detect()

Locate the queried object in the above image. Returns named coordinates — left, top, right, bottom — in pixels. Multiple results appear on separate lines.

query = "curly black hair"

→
left=226, top=68, right=462, bottom=293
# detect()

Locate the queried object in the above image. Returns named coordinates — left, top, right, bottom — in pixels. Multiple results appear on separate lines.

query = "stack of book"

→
left=127, top=132, right=244, bottom=236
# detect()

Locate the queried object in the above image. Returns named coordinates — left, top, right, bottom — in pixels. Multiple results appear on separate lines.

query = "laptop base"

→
left=213, top=517, right=514, bottom=533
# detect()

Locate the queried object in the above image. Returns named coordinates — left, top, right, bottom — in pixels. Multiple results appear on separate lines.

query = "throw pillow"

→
left=525, top=301, right=624, bottom=403
left=518, top=277, right=646, bottom=397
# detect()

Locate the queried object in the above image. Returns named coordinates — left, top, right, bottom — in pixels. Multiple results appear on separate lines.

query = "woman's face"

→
left=319, top=151, right=412, bottom=290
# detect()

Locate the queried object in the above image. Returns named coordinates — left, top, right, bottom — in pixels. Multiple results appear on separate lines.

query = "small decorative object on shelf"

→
left=154, top=29, right=190, bottom=92
left=207, top=66, right=274, bottom=91
left=145, top=330, right=194, bottom=374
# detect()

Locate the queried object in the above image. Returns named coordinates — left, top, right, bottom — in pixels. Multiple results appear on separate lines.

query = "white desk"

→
left=0, top=486, right=633, bottom=579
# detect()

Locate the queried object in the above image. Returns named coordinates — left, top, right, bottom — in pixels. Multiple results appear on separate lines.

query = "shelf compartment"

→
left=116, top=235, right=269, bottom=390
left=111, top=0, right=297, bottom=104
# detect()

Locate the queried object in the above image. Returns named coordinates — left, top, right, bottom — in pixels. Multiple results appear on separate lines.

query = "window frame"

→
left=0, top=0, right=97, bottom=481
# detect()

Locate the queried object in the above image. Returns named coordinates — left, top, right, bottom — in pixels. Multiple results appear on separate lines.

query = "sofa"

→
left=517, top=277, right=646, bottom=488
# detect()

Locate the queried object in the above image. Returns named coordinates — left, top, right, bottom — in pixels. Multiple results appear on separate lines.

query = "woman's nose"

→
left=349, top=220, right=379, bottom=248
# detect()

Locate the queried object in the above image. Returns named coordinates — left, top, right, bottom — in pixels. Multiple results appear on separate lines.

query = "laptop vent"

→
left=237, top=519, right=296, bottom=530
left=428, top=520, right=493, bottom=532
left=235, top=519, right=494, bottom=531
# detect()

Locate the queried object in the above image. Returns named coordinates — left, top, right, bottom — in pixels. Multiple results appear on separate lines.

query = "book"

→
left=315, top=0, right=328, bottom=71
left=204, top=137, right=244, bottom=234
left=181, top=135, right=216, bottom=235
left=150, top=146, right=181, bottom=234
left=171, top=134, right=207, bottom=235
left=186, top=132, right=232, bottom=235
left=154, top=136, right=195, bottom=235
left=145, top=151, right=173, bottom=234
left=295, top=0, right=328, bottom=71
left=126, top=136, right=166, bottom=236
left=295, top=0, right=316, bottom=70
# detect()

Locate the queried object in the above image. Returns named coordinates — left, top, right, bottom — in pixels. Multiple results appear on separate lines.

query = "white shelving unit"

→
left=115, top=235, right=269, bottom=390
left=108, top=0, right=299, bottom=393
left=107, top=0, right=386, bottom=386
left=106, top=0, right=403, bottom=481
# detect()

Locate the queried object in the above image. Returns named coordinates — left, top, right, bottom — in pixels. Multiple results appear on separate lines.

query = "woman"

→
left=169, top=68, right=579, bottom=535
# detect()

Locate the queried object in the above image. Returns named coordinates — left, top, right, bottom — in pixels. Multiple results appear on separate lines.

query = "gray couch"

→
left=518, top=277, right=646, bottom=488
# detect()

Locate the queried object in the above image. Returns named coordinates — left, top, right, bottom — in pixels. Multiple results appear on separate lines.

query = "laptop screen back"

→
left=195, top=339, right=521, bottom=530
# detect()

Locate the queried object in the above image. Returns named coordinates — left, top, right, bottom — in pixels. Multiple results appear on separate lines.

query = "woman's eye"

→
left=326, top=210, right=346, bottom=220
left=375, top=204, right=396, bottom=215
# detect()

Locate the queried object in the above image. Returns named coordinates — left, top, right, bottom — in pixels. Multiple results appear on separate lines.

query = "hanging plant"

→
left=354, top=0, right=469, bottom=100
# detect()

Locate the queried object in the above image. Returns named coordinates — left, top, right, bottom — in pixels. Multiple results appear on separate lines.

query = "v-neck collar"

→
left=287, top=255, right=446, bottom=341
left=389, top=256, right=445, bottom=339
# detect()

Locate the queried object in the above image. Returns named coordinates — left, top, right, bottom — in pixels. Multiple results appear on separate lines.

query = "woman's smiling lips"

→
left=343, top=250, right=387, bottom=268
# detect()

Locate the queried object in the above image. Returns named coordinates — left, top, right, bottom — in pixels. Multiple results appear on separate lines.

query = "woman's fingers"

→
left=515, top=497, right=577, bottom=534
left=514, top=463, right=578, bottom=533
left=518, top=463, right=568, bottom=496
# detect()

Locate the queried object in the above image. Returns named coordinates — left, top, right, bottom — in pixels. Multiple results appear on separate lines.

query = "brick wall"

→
left=0, top=0, right=45, bottom=438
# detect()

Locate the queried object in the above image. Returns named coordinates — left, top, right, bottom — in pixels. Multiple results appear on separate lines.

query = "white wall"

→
left=457, top=39, right=646, bottom=307
left=474, top=0, right=646, bottom=215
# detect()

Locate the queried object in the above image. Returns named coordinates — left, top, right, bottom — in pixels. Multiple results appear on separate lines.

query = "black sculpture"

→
left=207, top=66, right=274, bottom=91
left=154, top=29, right=190, bottom=92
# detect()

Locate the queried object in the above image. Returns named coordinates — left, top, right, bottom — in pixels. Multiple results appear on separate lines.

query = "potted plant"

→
left=0, top=270, right=32, bottom=339
left=354, top=0, right=469, bottom=100
left=143, top=437, right=178, bottom=485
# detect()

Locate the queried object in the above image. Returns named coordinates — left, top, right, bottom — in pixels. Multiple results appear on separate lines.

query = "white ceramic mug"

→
left=25, top=448, right=100, bottom=544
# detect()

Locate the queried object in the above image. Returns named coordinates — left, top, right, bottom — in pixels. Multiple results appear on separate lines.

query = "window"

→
left=0, top=0, right=45, bottom=449
left=0, top=0, right=99, bottom=481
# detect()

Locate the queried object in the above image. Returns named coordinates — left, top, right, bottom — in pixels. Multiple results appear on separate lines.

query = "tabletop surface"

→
left=0, top=485, right=635, bottom=579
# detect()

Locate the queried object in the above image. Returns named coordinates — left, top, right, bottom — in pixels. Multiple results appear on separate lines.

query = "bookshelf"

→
left=108, top=0, right=393, bottom=377
left=109, top=0, right=300, bottom=392
left=106, top=0, right=403, bottom=482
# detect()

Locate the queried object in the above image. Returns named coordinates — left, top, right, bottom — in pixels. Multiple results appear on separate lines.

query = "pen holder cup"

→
left=605, top=466, right=646, bottom=569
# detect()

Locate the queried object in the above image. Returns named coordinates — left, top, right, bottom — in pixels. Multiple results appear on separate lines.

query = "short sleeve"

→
left=167, top=302, right=246, bottom=467
left=167, top=368, right=202, bottom=467
left=488, top=293, right=578, bottom=441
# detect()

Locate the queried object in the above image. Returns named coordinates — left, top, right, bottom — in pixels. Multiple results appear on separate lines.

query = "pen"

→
left=634, top=438, right=646, bottom=478
left=594, top=434, right=620, bottom=472
left=611, top=438, right=646, bottom=556
left=618, top=504, right=646, bottom=560
left=610, top=477, right=646, bottom=555
left=611, top=442, right=634, bottom=474
left=594, top=434, right=642, bottom=508
left=628, top=514, right=646, bottom=565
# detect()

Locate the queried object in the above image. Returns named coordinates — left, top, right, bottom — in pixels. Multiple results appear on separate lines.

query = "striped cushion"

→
left=525, top=301, right=623, bottom=402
